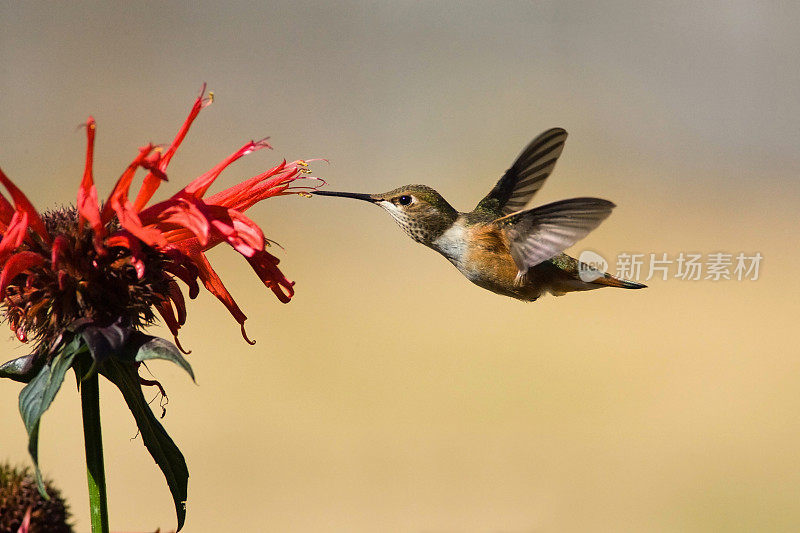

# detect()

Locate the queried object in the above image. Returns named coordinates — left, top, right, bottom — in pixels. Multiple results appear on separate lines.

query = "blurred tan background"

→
left=1, top=2, right=799, bottom=531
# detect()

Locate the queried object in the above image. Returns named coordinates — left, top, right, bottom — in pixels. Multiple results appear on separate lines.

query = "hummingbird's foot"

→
left=514, top=270, right=528, bottom=287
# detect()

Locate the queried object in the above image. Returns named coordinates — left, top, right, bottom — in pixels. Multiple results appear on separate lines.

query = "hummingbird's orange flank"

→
left=314, top=128, right=645, bottom=301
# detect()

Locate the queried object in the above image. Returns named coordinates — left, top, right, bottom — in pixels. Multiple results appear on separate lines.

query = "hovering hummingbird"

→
left=314, top=128, right=645, bottom=301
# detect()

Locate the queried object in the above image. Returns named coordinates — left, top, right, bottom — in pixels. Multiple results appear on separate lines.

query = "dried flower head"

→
left=0, top=462, right=72, bottom=533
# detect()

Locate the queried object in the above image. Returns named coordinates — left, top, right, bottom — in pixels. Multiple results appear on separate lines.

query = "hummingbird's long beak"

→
left=312, top=190, right=378, bottom=203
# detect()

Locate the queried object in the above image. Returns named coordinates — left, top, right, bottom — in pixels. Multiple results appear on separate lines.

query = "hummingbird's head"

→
left=314, top=184, right=458, bottom=245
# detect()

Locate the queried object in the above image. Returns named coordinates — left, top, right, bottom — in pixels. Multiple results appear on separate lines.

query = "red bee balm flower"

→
left=0, top=87, right=320, bottom=532
left=0, top=86, right=319, bottom=351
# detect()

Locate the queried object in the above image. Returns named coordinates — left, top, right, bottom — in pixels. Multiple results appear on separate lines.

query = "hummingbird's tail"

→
left=590, top=272, right=647, bottom=289
left=540, top=254, right=647, bottom=296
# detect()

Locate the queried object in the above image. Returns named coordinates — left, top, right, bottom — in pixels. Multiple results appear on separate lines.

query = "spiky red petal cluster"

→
left=0, top=86, right=319, bottom=347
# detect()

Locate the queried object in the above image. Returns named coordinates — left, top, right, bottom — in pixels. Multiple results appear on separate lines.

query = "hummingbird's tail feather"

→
left=591, top=272, right=647, bottom=289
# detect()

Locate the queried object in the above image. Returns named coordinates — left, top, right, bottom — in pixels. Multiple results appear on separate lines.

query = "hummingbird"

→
left=314, top=128, right=645, bottom=301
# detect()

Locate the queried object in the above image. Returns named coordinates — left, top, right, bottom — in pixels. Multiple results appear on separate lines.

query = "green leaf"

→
left=100, top=357, right=188, bottom=531
left=0, top=353, right=41, bottom=383
left=2, top=333, right=67, bottom=383
left=17, top=336, right=83, bottom=496
left=134, top=336, right=195, bottom=382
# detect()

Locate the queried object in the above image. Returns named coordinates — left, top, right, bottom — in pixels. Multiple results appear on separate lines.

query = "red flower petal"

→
left=141, top=150, right=168, bottom=181
left=191, top=251, right=249, bottom=331
left=0, top=211, right=30, bottom=267
left=77, top=117, right=105, bottom=249
left=132, top=84, right=213, bottom=211
left=138, top=196, right=211, bottom=248
left=101, top=144, right=168, bottom=248
left=0, top=191, right=14, bottom=232
left=0, top=167, right=49, bottom=244
left=154, top=298, right=181, bottom=338
left=203, top=205, right=265, bottom=258
left=101, top=144, right=153, bottom=223
left=50, top=235, right=69, bottom=269
left=0, top=251, right=45, bottom=298
left=164, top=250, right=200, bottom=299
left=116, top=201, right=168, bottom=249
left=203, top=160, right=301, bottom=211
left=159, top=230, right=201, bottom=251
left=180, top=139, right=272, bottom=200
left=143, top=197, right=265, bottom=258
left=106, top=231, right=146, bottom=279
left=245, top=249, right=295, bottom=303
left=166, top=279, right=187, bottom=325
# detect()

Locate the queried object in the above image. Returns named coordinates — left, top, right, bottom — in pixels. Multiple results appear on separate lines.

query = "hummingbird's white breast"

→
left=431, top=220, right=474, bottom=278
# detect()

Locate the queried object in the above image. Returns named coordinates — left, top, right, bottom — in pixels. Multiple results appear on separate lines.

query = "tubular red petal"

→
left=115, top=202, right=167, bottom=249
left=133, top=168, right=168, bottom=214
left=99, top=143, right=169, bottom=249
left=0, top=167, right=49, bottom=244
left=106, top=230, right=146, bottom=278
left=100, top=144, right=154, bottom=224
left=0, top=251, right=45, bottom=298
left=0, top=211, right=29, bottom=267
left=141, top=150, right=168, bottom=181
left=50, top=235, right=69, bottom=269
left=133, top=84, right=212, bottom=211
left=163, top=254, right=200, bottom=299
left=203, top=205, right=265, bottom=258
left=77, top=117, right=105, bottom=248
left=139, top=196, right=211, bottom=248
left=166, top=279, right=187, bottom=325
left=192, top=252, right=248, bottom=327
left=228, top=211, right=265, bottom=251
left=0, top=191, right=14, bottom=232
left=204, top=160, right=302, bottom=212
left=245, top=249, right=295, bottom=303
left=161, top=230, right=201, bottom=250
left=180, top=139, right=272, bottom=200
left=154, top=298, right=181, bottom=338
left=160, top=84, right=212, bottom=170
left=144, top=196, right=265, bottom=257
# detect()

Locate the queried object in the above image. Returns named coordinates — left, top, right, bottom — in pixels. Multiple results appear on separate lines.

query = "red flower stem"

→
left=81, top=366, right=110, bottom=533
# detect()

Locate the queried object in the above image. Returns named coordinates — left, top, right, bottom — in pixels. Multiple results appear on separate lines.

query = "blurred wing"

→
left=475, top=128, right=568, bottom=216
left=499, top=197, right=615, bottom=271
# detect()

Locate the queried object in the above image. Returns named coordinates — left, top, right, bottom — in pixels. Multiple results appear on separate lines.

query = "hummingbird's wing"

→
left=498, top=197, right=615, bottom=271
left=475, top=128, right=568, bottom=216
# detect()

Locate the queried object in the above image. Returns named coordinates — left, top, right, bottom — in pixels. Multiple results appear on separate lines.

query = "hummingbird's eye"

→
left=398, top=195, right=413, bottom=206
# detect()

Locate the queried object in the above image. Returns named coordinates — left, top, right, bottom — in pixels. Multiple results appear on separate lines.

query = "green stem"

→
left=81, top=369, right=110, bottom=533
